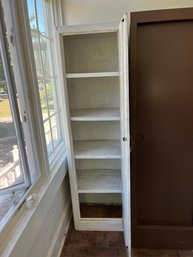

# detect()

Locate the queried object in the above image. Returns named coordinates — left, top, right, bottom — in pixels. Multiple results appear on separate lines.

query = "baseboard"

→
left=47, top=199, right=72, bottom=257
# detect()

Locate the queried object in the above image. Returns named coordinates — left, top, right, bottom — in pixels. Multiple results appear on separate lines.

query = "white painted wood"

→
left=77, top=169, right=122, bottom=193
left=68, top=77, right=119, bottom=109
left=1, top=0, right=45, bottom=188
left=76, top=159, right=121, bottom=170
left=63, top=33, right=118, bottom=73
left=79, top=193, right=122, bottom=204
left=57, top=18, right=130, bottom=244
left=0, top=159, right=68, bottom=257
left=118, top=13, right=131, bottom=254
left=66, top=72, right=119, bottom=78
left=71, top=121, right=120, bottom=140
left=55, top=31, right=81, bottom=229
left=47, top=199, right=72, bottom=257
left=70, top=108, right=120, bottom=121
left=74, top=140, right=121, bottom=159
left=56, top=22, right=119, bottom=35
left=3, top=48, right=27, bottom=186
left=77, top=218, right=123, bottom=231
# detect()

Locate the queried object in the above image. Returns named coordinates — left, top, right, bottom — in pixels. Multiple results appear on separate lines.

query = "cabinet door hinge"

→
left=123, top=137, right=127, bottom=141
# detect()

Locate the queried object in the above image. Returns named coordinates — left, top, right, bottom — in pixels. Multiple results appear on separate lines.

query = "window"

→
left=0, top=1, right=38, bottom=230
left=27, top=0, right=62, bottom=161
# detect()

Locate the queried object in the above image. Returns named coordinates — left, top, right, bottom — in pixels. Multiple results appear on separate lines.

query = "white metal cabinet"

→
left=56, top=13, right=131, bottom=253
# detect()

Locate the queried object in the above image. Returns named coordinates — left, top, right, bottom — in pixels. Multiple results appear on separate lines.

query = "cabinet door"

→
left=130, top=8, right=193, bottom=249
left=118, top=13, right=131, bottom=253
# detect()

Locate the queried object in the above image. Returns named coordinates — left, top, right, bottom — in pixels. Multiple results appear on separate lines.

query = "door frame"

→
left=130, top=8, right=193, bottom=249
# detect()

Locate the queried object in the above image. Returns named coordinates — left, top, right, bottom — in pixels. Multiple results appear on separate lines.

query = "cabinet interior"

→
left=71, top=121, right=120, bottom=140
left=67, top=77, right=120, bottom=110
left=63, top=30, right=122, bottom=220
left=63, top=32, right=118, bottom=73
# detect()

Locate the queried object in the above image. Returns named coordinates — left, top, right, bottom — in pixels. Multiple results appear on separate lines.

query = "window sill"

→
left=0, top=154, right=68, bottom=257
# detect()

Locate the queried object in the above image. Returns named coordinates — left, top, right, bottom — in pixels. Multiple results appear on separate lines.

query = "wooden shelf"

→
left=74, top=140, right=121, bottom=159
left=70, top=108, right=120, bottom=121
left=77, top=169, right=122, bottom=193
left=66, top=72, right=119, bottom=78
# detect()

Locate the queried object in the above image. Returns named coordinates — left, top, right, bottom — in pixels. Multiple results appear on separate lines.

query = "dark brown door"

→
left=130, top=8, right=193, bottom=249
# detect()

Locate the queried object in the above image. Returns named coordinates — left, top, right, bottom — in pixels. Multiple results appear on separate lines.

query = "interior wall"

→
left=27, top=175, right=71, bottom=257
left=3, top=163, right=71, bottom=257
left=61, top=0, right=193, bottom=25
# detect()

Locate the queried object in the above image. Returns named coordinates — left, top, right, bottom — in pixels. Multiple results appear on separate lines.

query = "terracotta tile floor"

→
left=60, top=222, right=128, bottom=257
left=60, top=222, right=193, bottom=257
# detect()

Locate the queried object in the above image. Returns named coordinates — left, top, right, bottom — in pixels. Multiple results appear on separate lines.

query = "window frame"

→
left=0, top=10, right=31, bottom=196
left=0, top=0, right=46, bottom=234
left=0, top=0, right=67, bottom=242
left=2, top=0, right=45, bottom=177
left=27, top=0, right=65, bottom=165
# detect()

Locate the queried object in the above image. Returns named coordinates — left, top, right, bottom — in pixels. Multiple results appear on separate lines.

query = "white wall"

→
left=61, top=0, right=193, bottom=25
left=27, top=175, right=71, bottom=257
left=1, top=161, right=71, bottom=257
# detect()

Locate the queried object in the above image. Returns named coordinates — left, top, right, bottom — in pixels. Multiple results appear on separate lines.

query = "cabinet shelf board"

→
left=70, top=108, right=120, bottom=121
left=74, top=140, right=121, bottom=159
left=77, top=169, right=122, bottom=193
left=77, top=218, right=123, bottom=231
left=66, top=72, right=119, bottom=78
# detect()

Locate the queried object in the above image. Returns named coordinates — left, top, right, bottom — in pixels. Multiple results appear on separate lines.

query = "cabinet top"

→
left=56, top=22, right=119, bottom=35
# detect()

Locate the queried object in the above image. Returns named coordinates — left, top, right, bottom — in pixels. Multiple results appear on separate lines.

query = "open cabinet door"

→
left=118, top=13, right=131, bottom=255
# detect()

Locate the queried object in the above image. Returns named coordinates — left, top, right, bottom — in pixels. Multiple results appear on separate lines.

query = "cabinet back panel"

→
left=68, top=77, right=120, bottom=109
left=76, top=159, right=121, bottom=170
left=79, top=193, right=122, bottom=204
left=80, top=204, right=122, bottom=218
left=63, top=33, right=118, bottom=73
left=71, top=121, right=120, bottom=140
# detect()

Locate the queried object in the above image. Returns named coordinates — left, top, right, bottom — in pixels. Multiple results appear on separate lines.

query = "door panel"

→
left=130, top=9, right=193, bottom=249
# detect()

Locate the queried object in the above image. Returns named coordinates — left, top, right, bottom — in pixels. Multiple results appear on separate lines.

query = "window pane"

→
left=31, top=31, right=43, bottom=79
left=36, top=0, right=45, bottom=34
left=51, top=114, right=61, bottom=147
left=0, top=0, right=40, bottom=231
left=39, top=81, right=48, bottom=118
left=40, top=37, right=53, bottom=77
left=0, top=189, right=25, bottom=223
left=43, top=120, right=52, bottom=154
left=0, top=54, right=25, bottom=190
left=0, top=52, right=26, bottom=224
left=0, top=54, right=5, bottom=81
left=27, top=0, right=63, bottom=162
left=45, top=80, right=54, bottom=113
left=27, top=0, right=37, bottom=30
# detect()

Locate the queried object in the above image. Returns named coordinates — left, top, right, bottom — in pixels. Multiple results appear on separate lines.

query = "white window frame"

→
left=0, top=14, right=31, bottom=195
left=0, top=0, right=67, bottom=247
left=0, top=0, right=67, bottom=231
left=27, top=0, right=65, bottom=168
left=1, top=0, right=45, bottom=177
left=0, top=0, right=47, bottom=234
